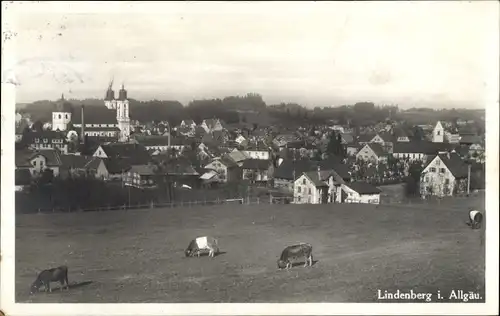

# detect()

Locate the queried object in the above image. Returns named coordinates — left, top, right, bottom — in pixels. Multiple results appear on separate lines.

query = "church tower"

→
left=116, top=84, right=131, bottom=142
left=104, top=80, right=117, bottom=110
left=432, top=121, right=444, bottom=143
left=52, top=93, right=72, bottom=131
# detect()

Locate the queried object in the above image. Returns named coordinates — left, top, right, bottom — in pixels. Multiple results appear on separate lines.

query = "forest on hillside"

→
left=17, top=93, right=485, bottom=128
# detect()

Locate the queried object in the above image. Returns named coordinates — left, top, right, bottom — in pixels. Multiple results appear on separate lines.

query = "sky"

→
left=3, top=1, right=499, bottom=109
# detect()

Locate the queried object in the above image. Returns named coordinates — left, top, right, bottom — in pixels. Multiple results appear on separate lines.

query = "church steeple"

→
left=118, top=83, right=128, bottom=101
left=105, top=79, right=115, bottom=101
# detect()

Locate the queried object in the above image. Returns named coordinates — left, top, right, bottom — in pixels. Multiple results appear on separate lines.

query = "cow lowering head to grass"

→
left=30, top=265, right=69, bottom=294
left=466, top=210, right=484, bottom=230
left=185, top=236, right=220, bottom=258
left=277, top=243, right=313, bottom=270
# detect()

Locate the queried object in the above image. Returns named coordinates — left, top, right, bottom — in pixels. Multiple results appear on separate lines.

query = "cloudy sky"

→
left=4, top=1, right=498, bottom=108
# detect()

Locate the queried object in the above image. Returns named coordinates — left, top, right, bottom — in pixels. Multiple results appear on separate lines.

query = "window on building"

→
left=43, top=139, right=48, bottom=143
left=35, top=138, right=40, bottom=143
left=425, top=176, right=429, bottom=182
left=308, top=188, right=311, bottom=194
left=302, top=179, right=306, bottom=185
left=430, top=167, right=436, bottom=172
left=65, top=114, right=68, bottom=119
left=437, top=131, right=440, bottom=135
left=297, top=186, right=301, bottom=193
left=33, top=161, right=37, bottom=166
left=445, top=178, right=450, bottom=185
left=440, top=168, right=445, bottom=173
left=58, top=114, right=61, bottom=119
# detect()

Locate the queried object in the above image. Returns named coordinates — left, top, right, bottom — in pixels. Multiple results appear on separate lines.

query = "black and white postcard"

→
left=1, top=1, right=498, bottom=315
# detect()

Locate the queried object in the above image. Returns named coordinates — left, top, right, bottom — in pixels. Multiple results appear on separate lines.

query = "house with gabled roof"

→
left=356, top=143, right=388, bottom=163
left=392, top=141, right=431, bottom=162
left=227, top=149, right=250, bottom=167
left=15, top=148, right=63, bottom=177
left=293, top=166, right=347, bottom=204
left=93, top=142, right=152, bottom=165
left=420, top=152, right=469, bottom=197
left=274, top=158, right=351, bottom=193
left=339, top=182, right=382, bottom=204
left=200, top=118, right=224, bottom=133
left=25, top=130, right=68, bottom=154
left=202, top=155, right=241, bottom=183
left=241, top=159, right=272, bottom=183
left=59, top=154, right=109, bottom=179
left=180, top=119, right=197, bottom=130
left=242, top=140, right=270, bottom=160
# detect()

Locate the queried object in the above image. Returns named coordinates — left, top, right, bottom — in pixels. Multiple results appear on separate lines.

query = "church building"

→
left=51, top=82, right=132, bottom=142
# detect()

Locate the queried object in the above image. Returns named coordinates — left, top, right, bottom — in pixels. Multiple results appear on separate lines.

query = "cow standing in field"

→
left=277, top=243, right=313, bottom=270
left=30, top=265, right=69, bottom=294
left=466, top=210, right=484, bottom=230
left=185, top=236, right=220, bottom=258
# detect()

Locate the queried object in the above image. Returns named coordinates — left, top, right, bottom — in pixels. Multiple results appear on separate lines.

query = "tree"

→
left=32, top=120, right=44, bottom=132
left=405, top=162, right=424, bottom=197
left=326, top=131, right=345, bottom=158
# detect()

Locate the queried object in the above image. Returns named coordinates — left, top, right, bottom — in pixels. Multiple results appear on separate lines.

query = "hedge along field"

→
left=15, top=195, right=485, bottom=303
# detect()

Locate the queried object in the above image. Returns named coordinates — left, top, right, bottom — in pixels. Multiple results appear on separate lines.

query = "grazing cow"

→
left=30, top=266, right=69, bottom=294
left=277, top=243, right=313, bottom=270
left=185, top=236, right=219, bottom=258
left=466, top=210, right=484, bottom=230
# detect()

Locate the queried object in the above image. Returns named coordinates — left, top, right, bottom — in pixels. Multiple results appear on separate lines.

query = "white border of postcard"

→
left=2, top=1, right=499, bottom=315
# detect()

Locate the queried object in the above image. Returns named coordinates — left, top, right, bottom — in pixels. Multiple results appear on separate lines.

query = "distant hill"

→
left=17, top=94, right=485, bottom=129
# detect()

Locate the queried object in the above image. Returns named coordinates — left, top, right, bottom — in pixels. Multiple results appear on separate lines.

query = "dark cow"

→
left=30, top=265, right=69, bottom=294
left=277, top=243, right=313, bottom=270
left=185, top=236, right=219, bottom=258
left=466, top=210, right=484, bottom=230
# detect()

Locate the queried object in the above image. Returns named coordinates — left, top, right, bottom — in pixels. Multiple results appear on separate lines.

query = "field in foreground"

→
left=16, top=195, right=485, bottom=303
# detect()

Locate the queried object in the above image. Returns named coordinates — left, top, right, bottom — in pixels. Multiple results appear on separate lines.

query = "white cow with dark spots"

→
left=185, top=236, right=219, bottom=258
left=466, top=210, right=484, bottom=230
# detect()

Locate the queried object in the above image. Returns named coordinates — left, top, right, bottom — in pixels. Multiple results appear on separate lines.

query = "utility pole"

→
left=467, top=162, right=471, bottom=195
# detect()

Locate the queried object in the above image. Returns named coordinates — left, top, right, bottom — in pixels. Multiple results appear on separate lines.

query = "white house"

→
left=356, top=143, right=387, bottom=163
left=243, top=141, right=270, bottom=160
left=432, top=121, right=445, bottom=143
left=445, top=131, right=461, bottom=144
left=200, top=118, right=224, bottom=133
left=293, top=168, right=346, bottom=204
left=15, top=149, right=62, bottom=177
left=235, top=135, right=248, bottom=147
left=420, top=153, right=469, bottom=197
left=241, top=159, right=271, bottom=183
left=339, top=182, right=381, bottom=204
left=180, top=119, right=197, bottom=130
left=203, top=155, right=240, bottom=183
left=392, top=142, right=429, bottom=162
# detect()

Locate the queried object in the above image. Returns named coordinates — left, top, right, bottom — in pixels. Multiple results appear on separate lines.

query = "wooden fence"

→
left=35, top=195, right=293, bottom=214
